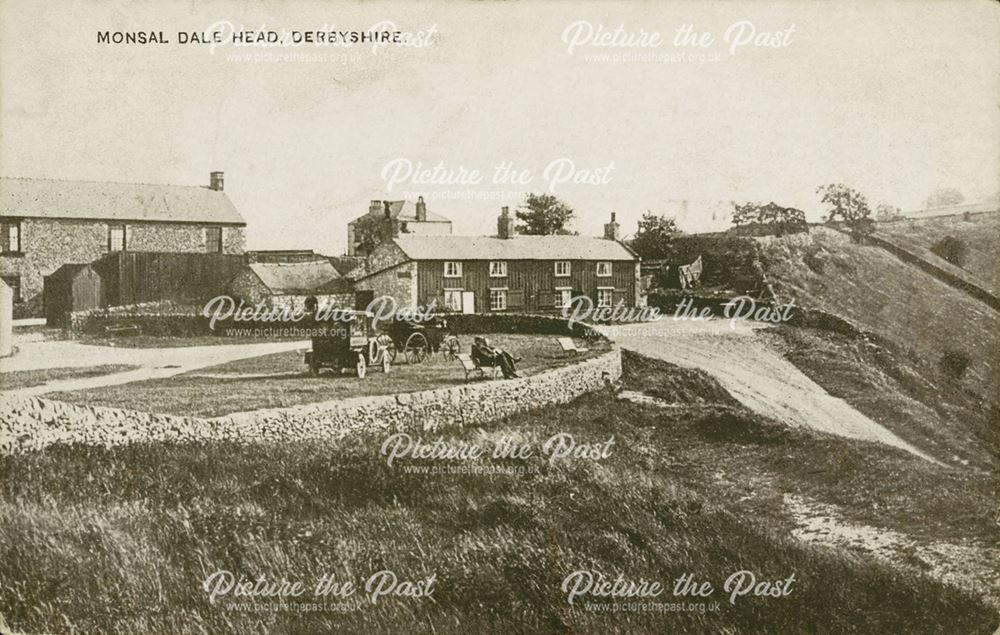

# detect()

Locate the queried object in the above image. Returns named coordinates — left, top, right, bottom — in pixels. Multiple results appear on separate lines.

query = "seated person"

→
left=471, top=336, right=520, bottom=378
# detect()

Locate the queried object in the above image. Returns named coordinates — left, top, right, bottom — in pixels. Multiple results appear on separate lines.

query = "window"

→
left=444, top=289, right=463, bottom=312
left=2, top=220, right=21, bottom=253
left=444, top=261, right=462, bottom=277
left=108, top=224, right=126, bottom=251
left=489, top=288, right=508, bottom=311
left=597, top=287, right=613, bottom=308
left=555, top=287, right=572, bottom=309
left=205, top=226, right=223, bottom=253
left=596, top=261, right=612, bottom=277
left=489, top=261, right=507, bottom=277
left=554, top=261, right=570, bottom=277
left=1, top=276, right=21, bottom=303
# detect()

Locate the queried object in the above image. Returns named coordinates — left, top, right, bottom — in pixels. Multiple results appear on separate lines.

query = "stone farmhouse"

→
left=346, top=196, right=452, bottom=256
left=352, top=207, right=640, bottom=313
left=0, top=172, right=245, bottom=316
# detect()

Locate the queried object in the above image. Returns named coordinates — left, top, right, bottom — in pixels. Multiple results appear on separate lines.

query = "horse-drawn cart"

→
left=382, top=317, right=460, bottom=364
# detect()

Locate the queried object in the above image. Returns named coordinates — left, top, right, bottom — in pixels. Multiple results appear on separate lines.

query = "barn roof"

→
left=46, top=263, right=97, bottom=281
left=247, top=260, right=350, bottom=294
left=393, top=234, right=637, bottom=261
left=0, top=177, right=245, bottom=225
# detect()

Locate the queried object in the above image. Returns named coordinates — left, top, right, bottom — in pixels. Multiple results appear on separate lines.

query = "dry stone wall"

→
left=1, top=349, right=620, bottom=455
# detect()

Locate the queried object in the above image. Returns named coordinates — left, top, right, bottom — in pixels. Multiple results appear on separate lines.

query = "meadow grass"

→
left=2, top=353, right=995, bottom=634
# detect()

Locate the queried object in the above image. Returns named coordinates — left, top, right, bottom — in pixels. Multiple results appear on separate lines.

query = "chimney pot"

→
left=416, top=196, right=427, bottom=222
left=603, top=211, right=621, bottom=241
left=209, top=171, right=224, bottom=191
left=498, top=205, right=515, bottom=239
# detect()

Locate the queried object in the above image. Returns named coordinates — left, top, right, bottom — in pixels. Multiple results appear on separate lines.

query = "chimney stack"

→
left=497, top=206, right=516, bottom=239
left=369, top=200, right=382, bottom=215
left=383, top=201, right=392, bottom=219
left=416, top=196, right=427, bottom=222
left=209, top=171, right=225, bottom=192
left=603, top=212, right=621, bottom=240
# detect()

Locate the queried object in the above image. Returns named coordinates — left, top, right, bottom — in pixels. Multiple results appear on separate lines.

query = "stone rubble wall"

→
left=0, top=349, right=620, bottom=455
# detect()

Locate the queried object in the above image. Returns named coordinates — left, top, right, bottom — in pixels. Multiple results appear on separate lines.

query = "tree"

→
left=730, top=201, right=807, bottom=236
left=875, top=203, right=902, bottom=222
left=515, top=194, right=576, bottom=235
left=630, top=212, right=681, bottom=259
left=925, top=188, right=964, bottom=210
left=930, top=236, right=967, bottom=267
left=816, top=183, right=873, bottom=242
left=353, top=213, right=396, bottom=256
left=730, top=201, right=758, bottom=228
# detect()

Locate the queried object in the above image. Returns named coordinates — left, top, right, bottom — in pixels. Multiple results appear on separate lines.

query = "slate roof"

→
left=248, top=261, right=350, bottom=294
left=393, top=234, right=637, bottom=260
left=0, top=177, right=245, bottom=225
left=349, top=200, right=451, bottom=225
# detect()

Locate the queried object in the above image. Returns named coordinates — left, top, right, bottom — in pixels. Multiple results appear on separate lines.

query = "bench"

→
left=557, top=337, right=589, bottom=355
left=456, top=353, right=501, bottom=380
left=104, top=324, right=140, bottom=337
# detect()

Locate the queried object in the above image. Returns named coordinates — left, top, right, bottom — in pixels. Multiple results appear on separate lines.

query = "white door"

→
left=461, top=291, right=475, bottom=314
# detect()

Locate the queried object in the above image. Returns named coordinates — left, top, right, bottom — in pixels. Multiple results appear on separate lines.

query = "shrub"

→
left=938, top=349, right=972, bottom=380
left=930, top=236, right=967, bottom=267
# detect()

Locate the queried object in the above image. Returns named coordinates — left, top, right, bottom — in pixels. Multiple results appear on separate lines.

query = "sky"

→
left=2, top=0, right=998, bottom=253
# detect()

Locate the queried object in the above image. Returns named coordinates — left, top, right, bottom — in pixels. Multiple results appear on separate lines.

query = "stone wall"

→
left=354, top=260, right=417, bottom=309
left=0, top=217, right=245, bottom=317
left=0, top=349, right=621, bottom=455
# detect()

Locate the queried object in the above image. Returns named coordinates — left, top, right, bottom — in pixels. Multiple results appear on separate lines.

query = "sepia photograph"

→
left=1, top=1, right=998, bottom=633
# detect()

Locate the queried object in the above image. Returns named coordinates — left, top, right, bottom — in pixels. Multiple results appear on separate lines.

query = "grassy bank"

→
left=2, top=353, right=995, bottom=634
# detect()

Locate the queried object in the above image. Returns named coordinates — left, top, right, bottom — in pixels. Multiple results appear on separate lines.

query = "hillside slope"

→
left=875, top=212, right=999, bottom=293
left=759, top=227, right=998, bottom=401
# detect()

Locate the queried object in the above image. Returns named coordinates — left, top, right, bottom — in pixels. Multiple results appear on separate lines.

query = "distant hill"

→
left=876, top=211, right=999, bottom=293
left=758, top=227, right=998, bottom=401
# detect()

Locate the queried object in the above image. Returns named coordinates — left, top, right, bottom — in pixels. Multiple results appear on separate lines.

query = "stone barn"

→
left=227, top=260, right=354, bottom=313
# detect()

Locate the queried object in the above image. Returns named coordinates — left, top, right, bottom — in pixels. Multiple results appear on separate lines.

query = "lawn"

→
left=1, top=352, right=995, bottom=634
left=46, top=333, right=609, bottom=418
left=78, top=335, right=254, bottom=348
left=0, top=365, right=139, bottom=391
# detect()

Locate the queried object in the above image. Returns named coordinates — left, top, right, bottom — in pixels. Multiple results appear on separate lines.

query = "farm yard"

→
left=38, top=333, right=609, bottom=418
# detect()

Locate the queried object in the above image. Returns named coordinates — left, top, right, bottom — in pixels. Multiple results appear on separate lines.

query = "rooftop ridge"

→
left=0, top=175, right=221, bottom=190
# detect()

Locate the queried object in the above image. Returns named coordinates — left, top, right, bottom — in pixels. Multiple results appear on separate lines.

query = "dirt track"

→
left=602, top=319, right=940, bottom=464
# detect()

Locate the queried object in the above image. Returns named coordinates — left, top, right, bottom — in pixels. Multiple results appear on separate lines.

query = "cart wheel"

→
left=374, top=334, right=394, bottom=363
left=356, top=352, right=367, bottom=379
left=404, top=332, right=429, bottom=364
left=441, top=335, right=460, bottom=361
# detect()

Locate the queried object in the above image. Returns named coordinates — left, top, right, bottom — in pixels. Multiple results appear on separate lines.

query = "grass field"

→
left=0, top=365, right=139, bottom=391
left=876, top=212, right=999, bottom=292
left=760, top=227, right=998, bottom=400
left=764, top=325, right=997, bottom=469
left=1, top=352, right=995, bottom=634
left=46, top=334, right=609, bottom=418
